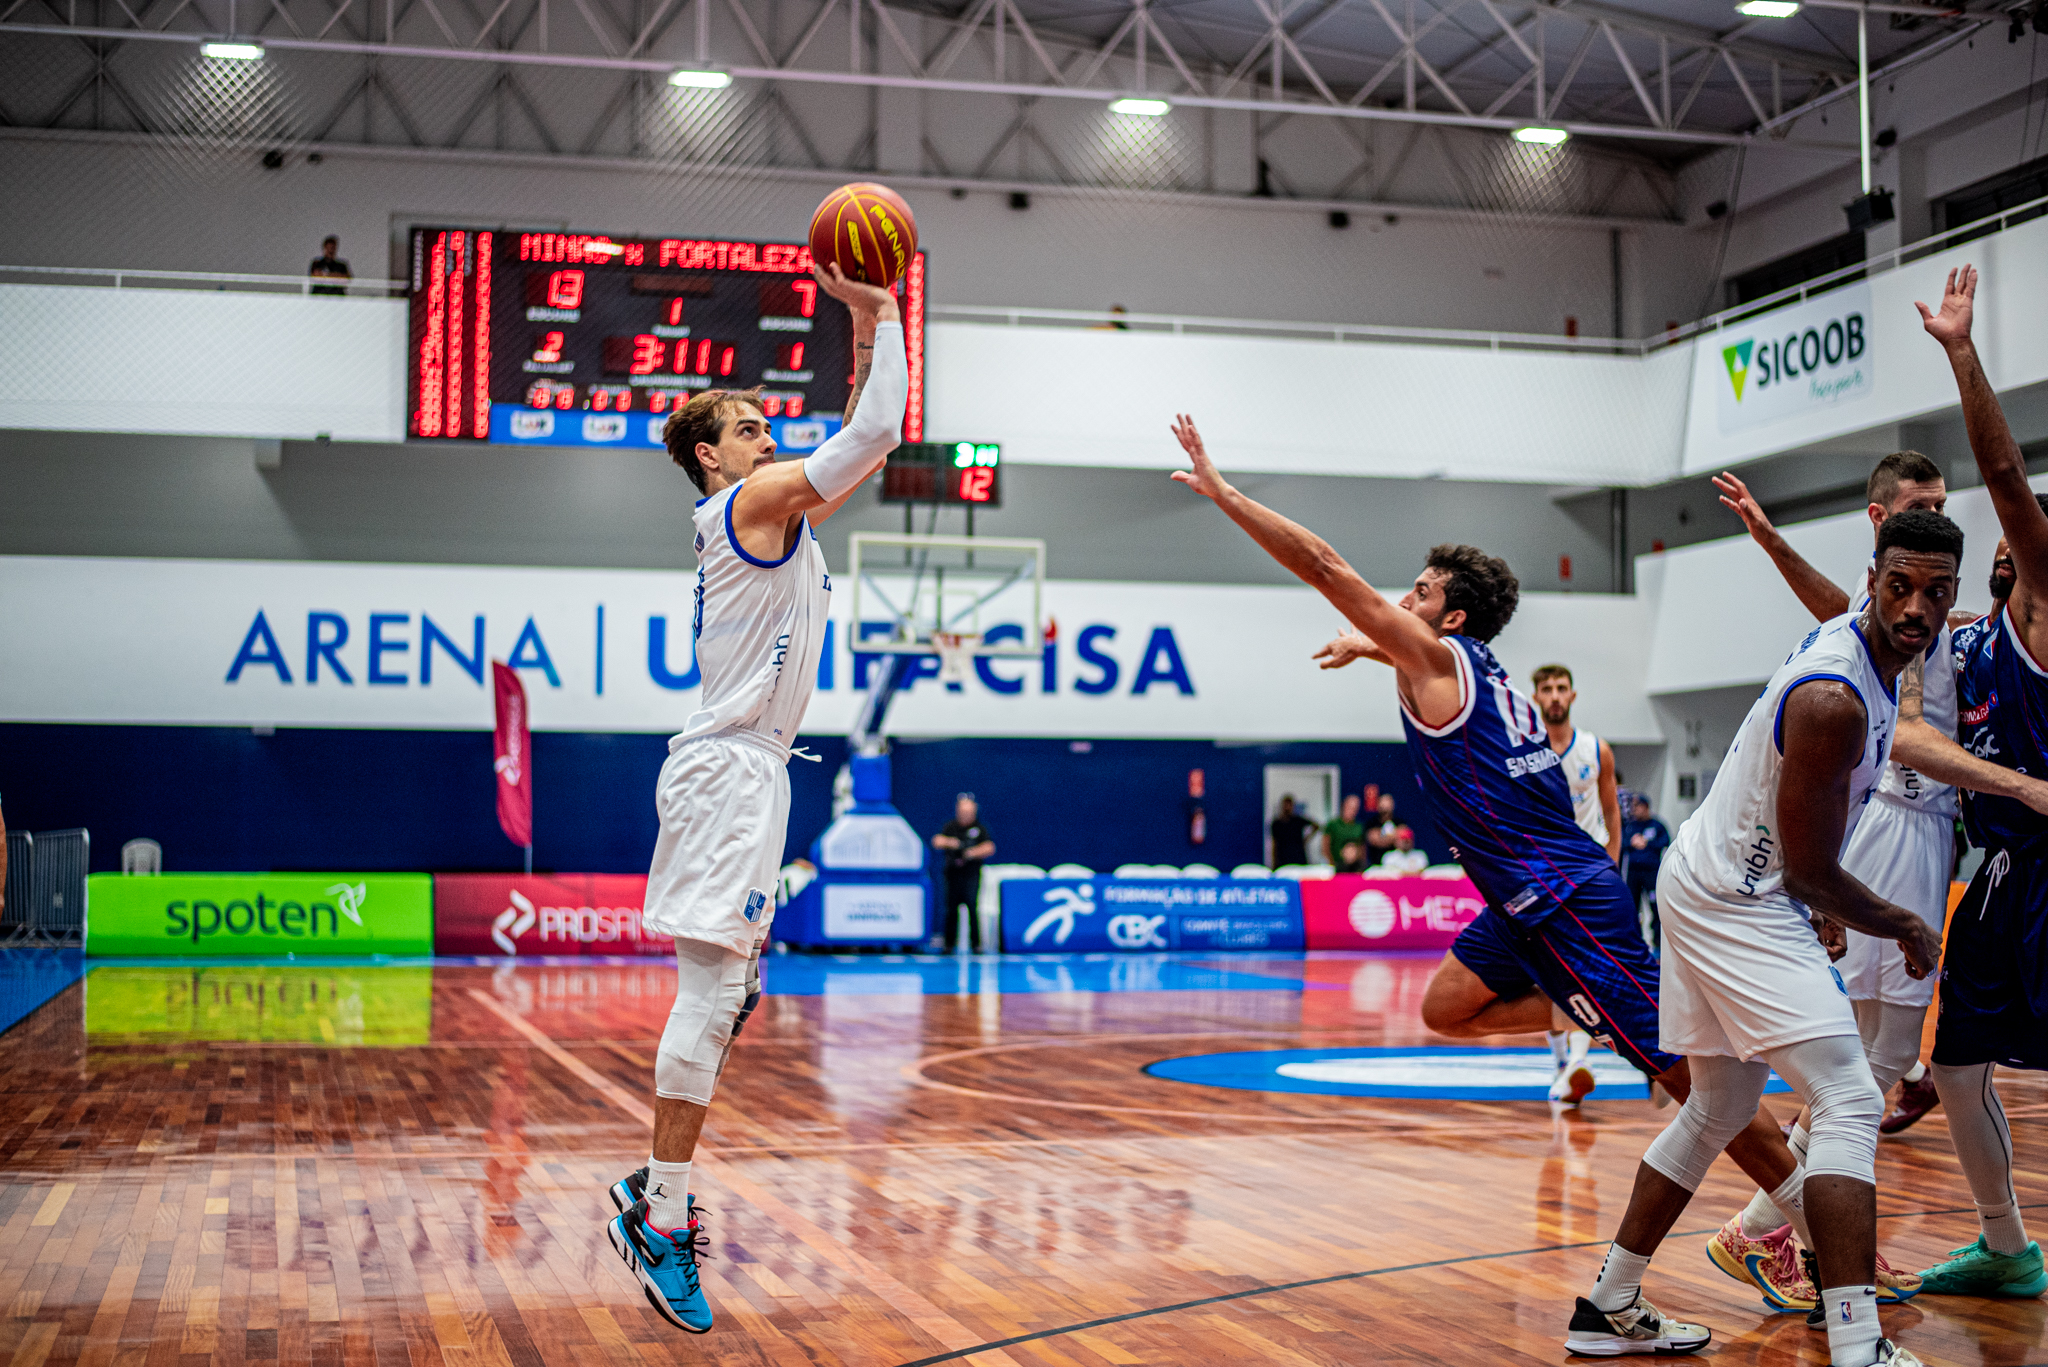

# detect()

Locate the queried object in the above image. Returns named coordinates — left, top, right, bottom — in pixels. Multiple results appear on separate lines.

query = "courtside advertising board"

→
left=85, top=873, right=433, bottom=957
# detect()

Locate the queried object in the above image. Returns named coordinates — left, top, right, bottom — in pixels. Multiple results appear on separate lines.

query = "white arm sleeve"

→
left=801, top=320, right=907, bottom=503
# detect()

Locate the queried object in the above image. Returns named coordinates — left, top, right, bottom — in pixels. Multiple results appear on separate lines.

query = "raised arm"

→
left=1713, top=471, right=1850, bottom=621
left=1777, top=679, right=1943, bottom=976
left=729, top=265, right=904, bottom=542
left=1921, top=265, right=2048, bottom=610
left=1891, top=649, right=2048, bottom=813
left=1169, top=416, right=1453, bottom=684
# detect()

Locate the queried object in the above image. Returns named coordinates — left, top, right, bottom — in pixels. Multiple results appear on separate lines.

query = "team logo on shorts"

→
left=742, top=890, right=767, bottom=924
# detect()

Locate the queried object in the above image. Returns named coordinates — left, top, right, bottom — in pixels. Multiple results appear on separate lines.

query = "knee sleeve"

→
left=1852, top=999, right=1925, bottom=1094
left=655, top=937, right=752, bottom=1105
left=1771, top=1033, right=1883, bottom=1184
left=1643, top=1055, right=1772, bottom=1192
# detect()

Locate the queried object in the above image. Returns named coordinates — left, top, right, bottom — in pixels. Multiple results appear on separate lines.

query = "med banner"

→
left=434, top=873, right=672, bottom=957
left=1298, top=874, right=1485, bottom=950
left=85, top=873, right=433, bottom=956
left=0, top=556, right=1659, bottom=743
left=1000, top=878, right=1303, bottom=952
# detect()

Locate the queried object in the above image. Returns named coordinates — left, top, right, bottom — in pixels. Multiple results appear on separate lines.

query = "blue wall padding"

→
left=0, top=724, right=1433, bottom=877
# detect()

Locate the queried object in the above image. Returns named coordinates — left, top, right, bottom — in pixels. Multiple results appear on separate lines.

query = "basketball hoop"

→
left=932, top=631, right=981, bottom=686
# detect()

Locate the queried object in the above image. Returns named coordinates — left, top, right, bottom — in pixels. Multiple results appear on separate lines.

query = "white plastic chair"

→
left=1180, top=863, right=1220, bottom=878
left=1271, top=864, right=1310, bottom=880
left=120, top=839, right=162, bottom=875
left=1421, top=863, right=1467, bottom=879
left=1294, top=863, right=1335, bottom=880
left=1362, top=865, right=1406, bottom=879
left=1113, top=863, right=1173, bottom=878
left=1229, top=863, right=1273, bottom=879
left=1048, top=863, right=1095, bottom=879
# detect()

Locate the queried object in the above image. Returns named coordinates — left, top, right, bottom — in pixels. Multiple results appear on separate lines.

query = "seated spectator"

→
left=1364, top=793, right=1401, bottom=853
left=1321, top=794, right=1364, bottom=866
left=309, top=236, right=352, bottom=296
left=1376, top=827, right=1428, bottom=875
left=1334, top=840, right=1367, bottom=874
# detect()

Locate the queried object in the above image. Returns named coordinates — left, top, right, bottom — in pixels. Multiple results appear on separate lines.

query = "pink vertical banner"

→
left=492, top=661, right=533, bottom=851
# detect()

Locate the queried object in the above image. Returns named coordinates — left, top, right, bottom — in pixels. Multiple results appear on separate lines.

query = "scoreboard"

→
left=880, top=442, right=1002, bottom=506
left=406, top=227, right=926, bottom=454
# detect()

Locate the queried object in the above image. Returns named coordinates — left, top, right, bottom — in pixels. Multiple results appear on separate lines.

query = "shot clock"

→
left=406, top=227, right=926, bottom=452
left=880, top=442, right=1002, bottom=507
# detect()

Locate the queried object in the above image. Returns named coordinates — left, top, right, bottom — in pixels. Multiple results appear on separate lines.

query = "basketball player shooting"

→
left=601, top=260, right=906, bottom=1335
left=1166, top=413, right=1811, bottom=1254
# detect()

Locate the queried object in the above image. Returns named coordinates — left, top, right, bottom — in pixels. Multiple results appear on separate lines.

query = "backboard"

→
left=847, top=533, right=1045, bottom=657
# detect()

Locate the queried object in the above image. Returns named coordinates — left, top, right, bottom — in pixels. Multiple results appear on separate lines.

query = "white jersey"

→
left=1852, top=557, right=1958, bottom=818
left=674, top=489, right=832, bottom=759
left=1671, top=611, right=1898, bottom=913
left=1557, top=728, right=1607, bottom=846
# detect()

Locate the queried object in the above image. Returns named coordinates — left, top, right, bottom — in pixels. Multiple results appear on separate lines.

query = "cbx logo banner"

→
left=1000, top=879, right=1303, bottom=952
left=1714, top=284, right=1874, bottom=433
left=85, top=872, right=432, bottom=956
left=433, top=873, right=673, bottom=956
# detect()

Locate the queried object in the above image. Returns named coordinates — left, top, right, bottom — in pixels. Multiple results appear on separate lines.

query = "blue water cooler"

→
left=779, top=755, right=931, bottom=948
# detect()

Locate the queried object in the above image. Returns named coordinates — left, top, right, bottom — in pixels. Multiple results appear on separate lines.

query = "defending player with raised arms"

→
left=1565, top=510, right=1960, bottom=1367
left=1166, top=413, right=1816, bottom=1282
left=602, top=262, right=908, bottom=1336
left=1912, top=263, right=2047, bottom=1300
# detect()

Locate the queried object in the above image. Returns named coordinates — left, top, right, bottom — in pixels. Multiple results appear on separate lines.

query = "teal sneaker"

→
left=608, top=1198, right=714, bottom=1332
left=1915, top=1237, right=2046, bottom=1298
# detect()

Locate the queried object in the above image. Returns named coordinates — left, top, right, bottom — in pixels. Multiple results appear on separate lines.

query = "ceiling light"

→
left=1109, top=97, right=1171, bottom=116
left=1511, top=125, right=1570, bottom=145
left=1734, top=1, right=1801, bottom=17
left=668, top=68, right=732, bottom=88
left=200, top=41, right=265, bottom=60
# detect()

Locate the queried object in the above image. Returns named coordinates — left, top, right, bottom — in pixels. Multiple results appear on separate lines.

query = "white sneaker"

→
left=1550, top=1030, right=1595, bottom=1106
left=1840, top=1340, right=1925, bottom=1367
left=1564, top=1294, right=1710, bottom=1356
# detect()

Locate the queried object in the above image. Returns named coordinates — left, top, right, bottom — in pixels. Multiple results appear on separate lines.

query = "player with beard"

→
left=1916, top=264, right=2047, bottom=1301
left=1167, top=413, right=1819, bottom=1305
left=1705, top=456, right=2048, bottom=1311
left=1530, top=663, right=1622, bottom=1107
left=1564, top=509, right=1960, bottom=1366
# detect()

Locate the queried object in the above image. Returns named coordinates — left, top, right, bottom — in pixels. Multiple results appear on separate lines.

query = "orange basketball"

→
left=808, top=182, right=918, bottom=290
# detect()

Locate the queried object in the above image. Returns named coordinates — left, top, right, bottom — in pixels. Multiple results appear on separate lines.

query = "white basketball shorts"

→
left=642, top=734, right=791, bottom=954
left=1836, top=797, right=1952, bottom=1008
left=1656, top=847, right=1858, bottom=1061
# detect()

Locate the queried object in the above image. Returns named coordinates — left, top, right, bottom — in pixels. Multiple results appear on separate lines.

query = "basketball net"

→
left=932, top=631, right=981, bottom=686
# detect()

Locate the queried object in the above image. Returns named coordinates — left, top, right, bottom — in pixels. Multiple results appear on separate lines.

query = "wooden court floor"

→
left=0, top=954, right=2041, bottom=1367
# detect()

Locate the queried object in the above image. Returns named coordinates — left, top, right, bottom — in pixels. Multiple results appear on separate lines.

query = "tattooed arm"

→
left=1890, top=651, right=2048, bottom=811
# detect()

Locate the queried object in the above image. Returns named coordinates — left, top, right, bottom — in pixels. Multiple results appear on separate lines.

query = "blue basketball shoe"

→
left=608, top=1198, right=713, bottom=1333
left=608, top=1166, right=648, bottom=1214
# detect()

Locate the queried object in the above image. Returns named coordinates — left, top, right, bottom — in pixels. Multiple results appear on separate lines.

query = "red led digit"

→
left=787, top=396, right=804, bottom=417
left=666, top=298, right=685, bottom=327
left=547, top=269, right=584, bottom=309
left=617, top=389, right=634, bottom=412
left=592, top=389, right=611, bottom=411
left=761, top=395, right=782, bottom=417
left=554, top=387, right=573, bottom=409
left=718, top=344, right=735, bottom=377
left=791, top=280, right=816, bottom=317
left=630, top=335, right=663, bottom=375
left=533, top=331, right=564, bottom=363
left=694, top=339, right=712, bottom=375
left=960, top=468, right=994, bottom=502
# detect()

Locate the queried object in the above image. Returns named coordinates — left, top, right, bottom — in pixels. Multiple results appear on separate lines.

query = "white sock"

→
left=645, top=1155, right=693, bottom=1233
left=1819, top=1284, right=1880, bottom=1367
left=1549, top=1030, right=1570, bottom=1067
left=1567, top=1029, right=1592, bottom=1061
left=1739, top=1184, right=1784, bottom=1239
left=1901, top=1059, right=1925, bottom=1085
left=1977, top=1197, right=2031, bottom=1257
left=1589, top=1243, right=1652, bottom=1313
left=1768, top=1166, right=1814, bottom=1248
left=1789, top=1120, right=1811, bottom=1164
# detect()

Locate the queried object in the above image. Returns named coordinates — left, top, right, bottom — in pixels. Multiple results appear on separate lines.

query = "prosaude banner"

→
left=85, top=872, right=433, bottom=956
left=433, top=873, right=672, bottom=956
left=0, top=556, right=1659, bottom=742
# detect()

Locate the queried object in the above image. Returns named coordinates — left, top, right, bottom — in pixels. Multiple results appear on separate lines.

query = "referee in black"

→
left=931, top=794, right=996, bottom=952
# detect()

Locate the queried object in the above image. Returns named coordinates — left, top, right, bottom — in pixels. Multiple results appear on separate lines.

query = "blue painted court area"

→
left=755, top=951, right=1328, bottom=996
left=1147, top=1046, right=1798, bottom=1101
left=0, top=949, right=85, bottom=1037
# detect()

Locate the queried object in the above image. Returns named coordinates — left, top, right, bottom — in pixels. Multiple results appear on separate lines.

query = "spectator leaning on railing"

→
left=309, top=236, right=352, bottom=296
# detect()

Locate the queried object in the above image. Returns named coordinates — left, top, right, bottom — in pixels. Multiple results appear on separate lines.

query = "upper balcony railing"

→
left=0, top=263, right=405, bottom=297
